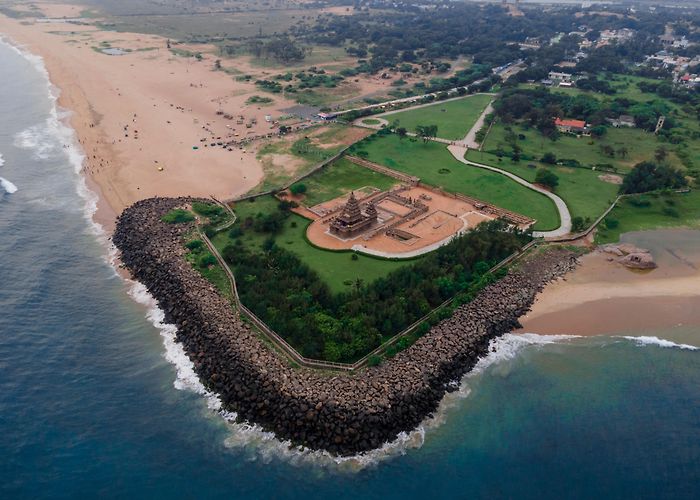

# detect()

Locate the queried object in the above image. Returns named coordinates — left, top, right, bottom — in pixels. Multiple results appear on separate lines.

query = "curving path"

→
left=447, top=145, right=572, bottom=239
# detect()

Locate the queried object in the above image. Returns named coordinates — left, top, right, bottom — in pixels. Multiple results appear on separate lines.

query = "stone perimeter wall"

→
left=113, top=197, right=578, bottom=456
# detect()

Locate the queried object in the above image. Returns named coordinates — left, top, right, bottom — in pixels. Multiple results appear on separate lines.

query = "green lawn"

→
left=482, top=122, right=682, bottom=173
left=291, top=157, right=399, bottom=206
left=217, top=195, right=414, bottom=293
left=355, top=134, right=560, bottom=230
left=597, top=190, right=700, bottom=244
left=466, top=150, right=620, bottom=224
left=382, top=93, right=493, bottom=140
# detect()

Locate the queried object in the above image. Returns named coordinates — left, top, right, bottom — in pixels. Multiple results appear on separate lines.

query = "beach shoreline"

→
left=519, top=239, right=700, bottom=337
left=0, top=13, right=299, bottom=228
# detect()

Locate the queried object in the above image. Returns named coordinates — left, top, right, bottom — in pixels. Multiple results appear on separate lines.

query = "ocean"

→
left=1, top=38, right=699, bottom=499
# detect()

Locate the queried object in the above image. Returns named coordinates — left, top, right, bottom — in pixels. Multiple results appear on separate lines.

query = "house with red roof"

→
left=554, top=117, right=587, bottom=134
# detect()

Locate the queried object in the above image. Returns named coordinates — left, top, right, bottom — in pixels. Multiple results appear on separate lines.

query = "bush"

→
left=161, top=209, right=194, bottom=224
left=628, top=196, right=651, bottom=208
left=198, top=254, right=217, bottom=268
left=186, top=240, right=205, bottom=251
left=290, top=183, right=307, bottom=195
left=604, top=218, right=619, bottom=229
left=541, top=152, right=557, bottom=165
left=535, top=169, right=559, bottom=189
left=229, top=227, right=244, bottom=238
left=662, top=207, right=680, bottom=218
left=366, top=355, right=382, bottom=367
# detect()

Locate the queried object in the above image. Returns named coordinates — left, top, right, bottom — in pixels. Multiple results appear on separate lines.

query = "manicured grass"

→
left=382, top=94, right=492, bottom=140
left=466, top=150, right=620, bottom=224
left=596, top=190, right=700, bottom=244
left=356, top=134, right=560, bottom=230
left=482, top=122, right=682, bottom=173
left=216, top=196, right=414, bottom=293
left=361, top=118, right=382, bottom=125
left=291, top=157, right=399, bottom=206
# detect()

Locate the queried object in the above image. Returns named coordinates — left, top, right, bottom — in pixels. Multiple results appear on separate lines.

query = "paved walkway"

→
left=447, top=145, right=572, bottom=239
left=462, top=100, right=494, bottom=149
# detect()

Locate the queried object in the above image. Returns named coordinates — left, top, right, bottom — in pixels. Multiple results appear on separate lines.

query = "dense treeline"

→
left=222, top=220, right=529, bottom=363
left=291, top=3, right=580, bottom=72
left=620, top=161, right=688, bottom=195
left=494, top=87, right=675, bottom=136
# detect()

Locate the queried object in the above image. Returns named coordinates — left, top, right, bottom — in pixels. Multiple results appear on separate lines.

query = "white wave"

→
left=0, top=177, right=18, bottom=194
left=0, top=152, right=4, bottom=167
left=0, top=36, right=118, bottom=270
left=619, top=335, right=698, bottom=351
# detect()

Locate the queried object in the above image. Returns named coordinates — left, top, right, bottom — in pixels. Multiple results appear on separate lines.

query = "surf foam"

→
left=619, top=335, right=698, bottom=351
left=0, top=36, right=118, bottom=271
left=1, top=176, right=18, bottom=194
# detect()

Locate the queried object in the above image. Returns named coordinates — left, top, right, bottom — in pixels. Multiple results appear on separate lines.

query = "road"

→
left=447, top=145, right=572, bottom=239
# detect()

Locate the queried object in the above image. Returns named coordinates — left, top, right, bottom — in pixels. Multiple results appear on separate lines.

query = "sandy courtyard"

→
left=305, top=186, right=497, bottom=257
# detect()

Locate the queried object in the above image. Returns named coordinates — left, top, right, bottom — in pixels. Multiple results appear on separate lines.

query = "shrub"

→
left=366, top=355, right=382, bottom=367
left=198, top=254, right=217, bottom=268
left=662, top=207, right=680, bottom=218
left=541, top=152, right=557, bottom=165
left=351, top=253, right=359, bottom=261
left=186, top=240, right=205, bottom=251
left=535, top=169, right=559, bottom=189
left=290, top=183, right=307, bottom=195
left=628, top=196, right=651, bottom=208
left=161, top=209, right=194, bottom=224
left=604, top=218, right=619, bottom=229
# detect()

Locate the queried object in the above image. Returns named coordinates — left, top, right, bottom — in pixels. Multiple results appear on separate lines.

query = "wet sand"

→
left=519, top=230, right=700, bottom=336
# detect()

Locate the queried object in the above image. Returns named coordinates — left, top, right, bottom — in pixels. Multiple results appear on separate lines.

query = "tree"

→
left=214, top=59, right=222, bottom=70
left=654, top=146, right=668, bottom=163
left=535, top=169, right=559, bottom=190
left=415, top=124, right=438, bottom=143
left=590, top=125, right=607, bottom=138
left=541, top=152, right=557, bottom=165
left=620, top=161, right=687, bottom=194
left=617, top=146, right=629, bottom=159
left=396, top=127, right=408, bottom=140
left=290, top=183, right=307, bottom=195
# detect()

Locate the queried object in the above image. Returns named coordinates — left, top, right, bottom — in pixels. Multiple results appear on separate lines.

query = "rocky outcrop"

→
left=113, top=197, right=578, bottom=456
left=599, top=243, right=657, bottom=270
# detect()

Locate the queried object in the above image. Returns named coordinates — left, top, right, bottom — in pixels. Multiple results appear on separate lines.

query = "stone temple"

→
left=329, top=192, right=377, bottom=238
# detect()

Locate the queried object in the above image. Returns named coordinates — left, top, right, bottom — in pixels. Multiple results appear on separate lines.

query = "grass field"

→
left=597, top=191, right=700, bottom=244
left=482, top=122, right=683, bottom=173
left=216, top=195, right=413, bottom=293
left=291, top=157, right=399, bottom=206
left=354, top=134, right=560, bottom=230
left=466, top=149, right=620, bottom=223
left=381, top=94, right=493, bottom=141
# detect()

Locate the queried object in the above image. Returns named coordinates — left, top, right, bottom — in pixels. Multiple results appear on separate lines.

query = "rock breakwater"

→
left=113, top=197, right=578, bottom=455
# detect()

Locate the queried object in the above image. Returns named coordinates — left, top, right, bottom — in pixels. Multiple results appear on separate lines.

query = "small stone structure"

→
left=329, top=192, right=378, bottom=238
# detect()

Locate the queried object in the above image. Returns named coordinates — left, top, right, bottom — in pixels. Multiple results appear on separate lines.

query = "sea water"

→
left=1, top=39, right=699, bottom=499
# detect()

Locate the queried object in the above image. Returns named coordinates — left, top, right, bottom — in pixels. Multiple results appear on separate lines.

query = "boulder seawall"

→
left=113, top=197, right=578, bottom=455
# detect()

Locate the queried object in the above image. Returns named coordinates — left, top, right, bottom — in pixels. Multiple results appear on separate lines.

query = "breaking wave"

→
left=1, top=176, right=18, bottom=194
left=0, top=36, right=117, bottom=270
left=619, top=335, right=698, bottom=351
left=125, top=284, right=583, bottom=472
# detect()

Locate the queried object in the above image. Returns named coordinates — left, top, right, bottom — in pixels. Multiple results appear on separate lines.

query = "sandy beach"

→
left=519, top=232, right=700, bottom=336
left=0, top=10, right=304, bottom=230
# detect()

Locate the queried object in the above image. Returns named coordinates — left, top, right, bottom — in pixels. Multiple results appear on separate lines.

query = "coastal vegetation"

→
left=597, top=191, right=700, bottom=244
left=221, top=219, right=529, bottom=362
left=161, top=208, right=194, bottom=224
